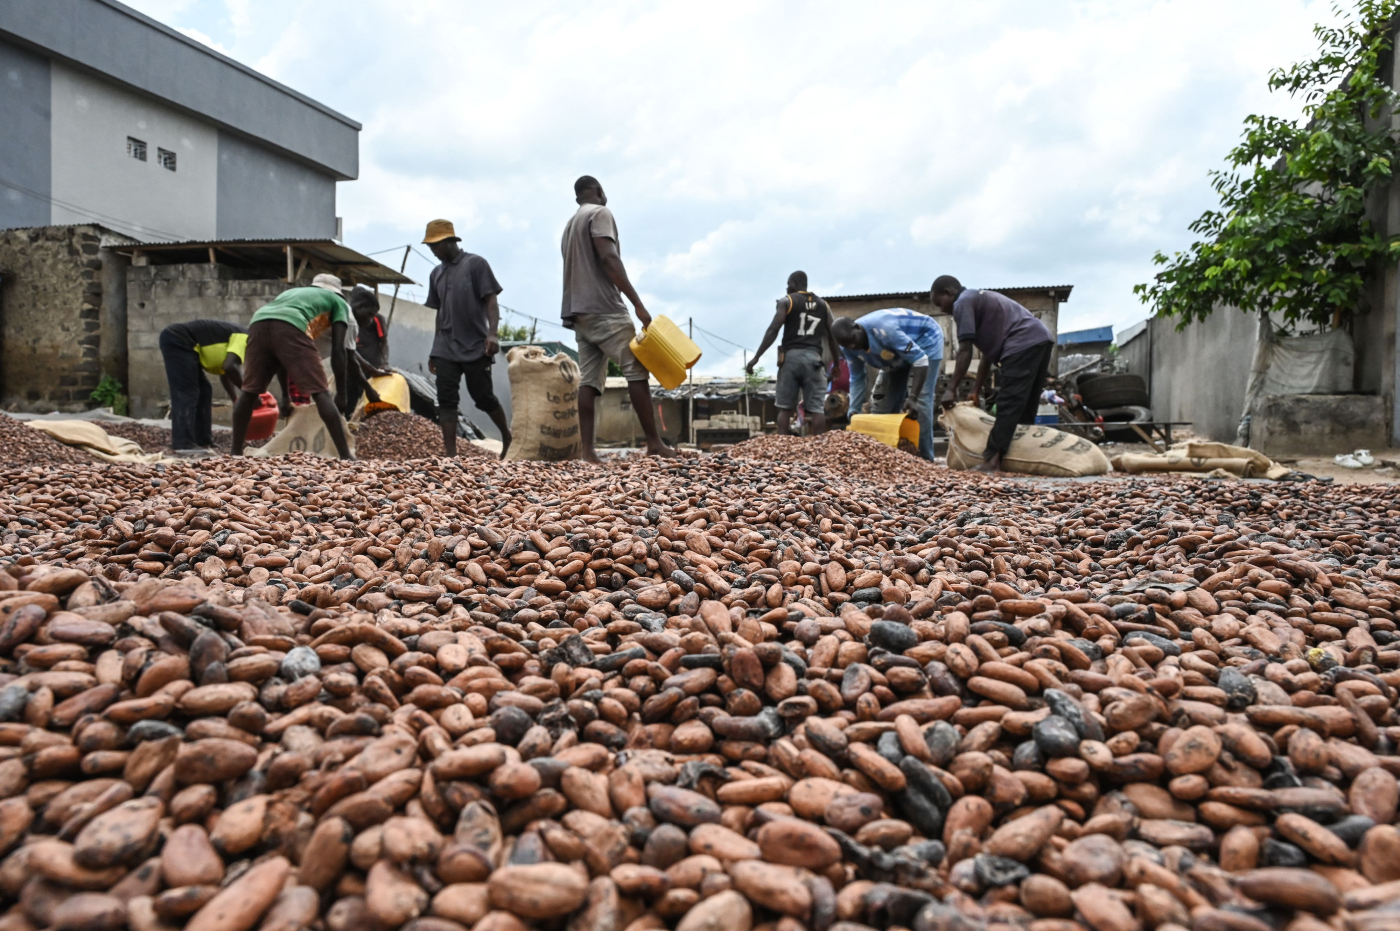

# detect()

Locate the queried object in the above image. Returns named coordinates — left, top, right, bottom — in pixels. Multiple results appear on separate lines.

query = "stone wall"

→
left=126, top=263, right=286, bottom=419
left=0, top=225, right=106, bottom=411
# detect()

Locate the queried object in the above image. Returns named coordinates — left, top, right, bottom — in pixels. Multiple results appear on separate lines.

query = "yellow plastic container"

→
left=848, top=413, right=919, bottom=448
left=355, top=372, right=411, bottom=419
left=629, top=316, right=702, bottom=390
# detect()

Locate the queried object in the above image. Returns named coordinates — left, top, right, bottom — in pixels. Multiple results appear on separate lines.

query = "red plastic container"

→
left=246, top=392, right=280, bottom=441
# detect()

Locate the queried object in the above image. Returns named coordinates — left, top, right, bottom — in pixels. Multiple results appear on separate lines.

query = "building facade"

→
left=0, top=0, right=359, bottom=242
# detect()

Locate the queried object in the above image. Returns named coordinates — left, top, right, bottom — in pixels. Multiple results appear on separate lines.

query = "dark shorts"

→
left=242, top=319, right=327, bottom=395
left=775, top=347, right=827, bottom=413
left=434, top=356, right=501, bottom=416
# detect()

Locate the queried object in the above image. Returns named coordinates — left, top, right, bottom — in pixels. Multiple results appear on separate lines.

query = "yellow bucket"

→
left=848, top=413, right=919, bottom=448
left=354, top=372, right=411, bottom=419
left=629, top=316, right=702, bottom=390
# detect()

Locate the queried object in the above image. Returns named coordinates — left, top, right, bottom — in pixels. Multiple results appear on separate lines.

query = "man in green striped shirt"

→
left=231, top=273, right=354, bottom=459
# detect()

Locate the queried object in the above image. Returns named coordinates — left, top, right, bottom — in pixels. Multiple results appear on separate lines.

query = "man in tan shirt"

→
left=561, top=175, right=674, bottom=462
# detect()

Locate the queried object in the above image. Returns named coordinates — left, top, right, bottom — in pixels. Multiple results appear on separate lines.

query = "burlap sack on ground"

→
left=941, top=403, right=1110, bottom=477
left=506, top=346, right=581, bottom=461
left=251, top=405, right=354, bottom=459
left=25, top=420, right=163, bottom=463
left=1112, top=441, right=1289, bottom=479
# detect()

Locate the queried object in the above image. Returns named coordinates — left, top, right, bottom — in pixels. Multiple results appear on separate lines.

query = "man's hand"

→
left=428, top=358, right=437, bottom=375
left=634, top=305, right=653, bottom=329
left=744, top=360, right=756, bottom=376
left=941, top=387, right=958, bottom=409
left=485, top=336, right=500, bottom=357
left=968, top=391, right=979, bottom=406
left=903, top=397, right=920, bottom=417
left=371, top=367, right=393, bottom=379
left=366, top=386, right=382, bottom=404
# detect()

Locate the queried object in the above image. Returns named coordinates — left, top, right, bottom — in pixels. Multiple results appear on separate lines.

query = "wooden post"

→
left=688, top=317, right=695, bottom=447
left=384, top=245, right=411, bottom=332
left=208, top=247, right=216, bottom=266
left=285, top=245, right=293, bottom=283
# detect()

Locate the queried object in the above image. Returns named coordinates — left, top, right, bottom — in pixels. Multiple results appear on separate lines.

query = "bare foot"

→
left=499, top=432, right=512, bottom=460
left=579, top=450, right=604, bottom=465
left=646, top=441, right=678, bottom=458
left=973, top=459, right=998, bottom=474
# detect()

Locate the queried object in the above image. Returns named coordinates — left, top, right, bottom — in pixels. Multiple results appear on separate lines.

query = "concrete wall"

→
left=0, top=38, right=51, bottom=230
left=49, top=62, right=218, bottom=241
left=1116, top=309, right=1259, bottom=443
left=216, top=132, right=336, bottom=240
left=0, top=0, right=359, bottom=179
left=1251, top=394, right=1392, bottom=457
left=125, top=263, right=283, bottom=418
left=0, top=225, right=107, bottom=410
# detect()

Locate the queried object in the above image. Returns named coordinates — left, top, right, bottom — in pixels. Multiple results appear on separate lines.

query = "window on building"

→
left=127, top=137, right=147, bottom=161
left=158, top=148, right=177, bottom=172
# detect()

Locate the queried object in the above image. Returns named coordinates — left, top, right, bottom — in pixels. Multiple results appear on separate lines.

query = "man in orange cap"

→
left=561, top=176, right=674, bottom=462
left=423, top=219, right=512, bottom=458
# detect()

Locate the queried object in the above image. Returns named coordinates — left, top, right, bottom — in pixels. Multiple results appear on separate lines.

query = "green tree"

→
left=498, top=322, right=532, bottom=342
left=1135, top=0, right=1400, bottom=330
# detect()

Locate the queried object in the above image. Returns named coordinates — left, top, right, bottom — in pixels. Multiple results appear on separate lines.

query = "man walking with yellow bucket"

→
left=561, top=175, right=675, bottom=462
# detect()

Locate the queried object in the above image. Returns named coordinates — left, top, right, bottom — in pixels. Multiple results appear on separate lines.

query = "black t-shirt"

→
left=780, top=291, right=830, bottom=353
left=426, top=251, right=503, bottom=363
left=163, top=319, right=246, bottom=352
left=356, top=313, right=388, bottom=368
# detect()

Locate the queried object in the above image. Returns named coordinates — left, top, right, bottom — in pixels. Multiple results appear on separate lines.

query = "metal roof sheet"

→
left=823, top=285, right=1074, bottom=302
left=111, top=238, right=414, bottom=286
left=1058, top=325, right=1114, bottom=346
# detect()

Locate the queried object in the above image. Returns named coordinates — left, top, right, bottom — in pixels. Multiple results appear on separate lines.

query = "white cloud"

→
left=126, top=0, right=1337, bottom=376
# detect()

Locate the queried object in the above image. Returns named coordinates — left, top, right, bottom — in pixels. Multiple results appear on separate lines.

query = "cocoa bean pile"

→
left=0, top=415, right=95, bottom=468
left=355, top=413, right=492, bottom=462
left=0, top=448, right=1399, bottom=931
left=729, top=432, right=940, bottom=483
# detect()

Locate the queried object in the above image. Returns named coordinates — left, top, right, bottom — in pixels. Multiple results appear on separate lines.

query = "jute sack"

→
left=1112, top=442, right=1289, bottom=479
left=506, top=346, right=581, bottom=461
left=252, top=404, right=353, bottom=459
left=941, top=402, right=1110, bottom=477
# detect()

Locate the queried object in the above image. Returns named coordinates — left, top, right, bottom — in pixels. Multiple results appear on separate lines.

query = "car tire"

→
left=1079, top=374, right=1149, bottom=409
left=1097, top=405, right=1153, bottom=440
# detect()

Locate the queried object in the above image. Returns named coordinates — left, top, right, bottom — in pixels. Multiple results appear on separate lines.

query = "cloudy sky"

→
left=128, top=0, right=1332, bottom=375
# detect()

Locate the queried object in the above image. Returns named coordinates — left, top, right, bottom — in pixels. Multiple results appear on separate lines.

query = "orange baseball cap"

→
left=423, top=219, right=459, bottom=244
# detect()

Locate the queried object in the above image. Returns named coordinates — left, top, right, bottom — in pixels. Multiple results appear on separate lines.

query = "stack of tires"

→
left=1076, top=372, right=1150, bottom=440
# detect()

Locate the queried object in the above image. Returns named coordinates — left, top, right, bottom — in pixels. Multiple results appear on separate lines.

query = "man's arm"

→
left=824, top=305, right=841, bottom=366
left=943, top=342, right=975, bottom=407
left=331, top=321, right=348, bottom=413
left=891, top=330, right=930, bottom=417
left=592, top=236, right=651, bottom=328
left=969, top=357, right=990, bottom=404
left=846, top=352, right=869, bottom=415
left=484, top=293, right=502, bottom=357
left=220, top=358, right=244, bottom=403
left=747, top=300, right=789, bottom=374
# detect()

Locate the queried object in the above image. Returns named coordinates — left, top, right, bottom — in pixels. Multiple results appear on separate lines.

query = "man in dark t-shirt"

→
left=746, top=270, right=839, bottom=435
left=159, top=319, right=248, bottom=452
left=423, top=219, right=512, bottom=458
left=935, top=274, right=1054, bottom=472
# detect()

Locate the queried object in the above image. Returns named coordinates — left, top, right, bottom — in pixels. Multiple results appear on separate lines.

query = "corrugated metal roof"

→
left=1058, top=325, right=1114, bottom=346
left=823, top=285, right=1074, bottom=302
left=111, top=238, right=414, bottom=286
